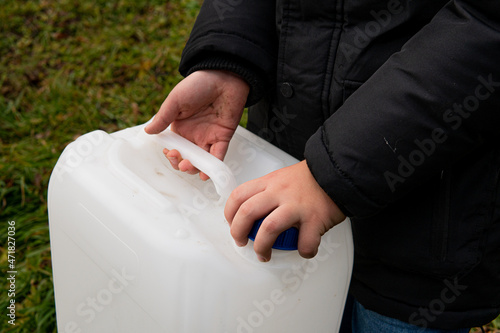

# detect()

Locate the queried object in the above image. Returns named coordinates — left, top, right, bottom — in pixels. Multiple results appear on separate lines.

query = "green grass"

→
left=0, top=1, right=498, bottom=332
left=0, top=0, right=201, bottom=331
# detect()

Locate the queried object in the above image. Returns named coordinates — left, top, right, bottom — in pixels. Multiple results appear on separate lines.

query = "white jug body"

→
left=48, top=124, right=353, bottom=333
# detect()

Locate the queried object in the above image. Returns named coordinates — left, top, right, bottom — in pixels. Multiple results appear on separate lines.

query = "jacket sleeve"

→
left=304, top=0, right=500, bottom=218
left=178, top=0, right=277, bottom=106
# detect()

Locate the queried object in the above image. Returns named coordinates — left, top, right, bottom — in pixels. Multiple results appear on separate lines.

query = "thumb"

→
left=144, top=94, right=180, bottom=134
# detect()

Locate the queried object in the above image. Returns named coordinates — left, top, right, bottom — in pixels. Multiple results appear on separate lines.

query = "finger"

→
left=199, top=172, right=210, bottom=181
left=209, top=140, right=230, bottom=162
left=164, top=148, right=201, bottom=175
left=224, top=179, right=267, bottom=225
left=296, top=221, right=322, bottom=259
left=164, top=149, right=181, bottom=170
left=164, top=150, right=209, bottom=181
left=199, top=141, right=230, bottom=181
left=229, top=191, right=278, bottom=247
left=252, top=206, right=300, bottom=262
left=178, top=159, right=201, bottom=175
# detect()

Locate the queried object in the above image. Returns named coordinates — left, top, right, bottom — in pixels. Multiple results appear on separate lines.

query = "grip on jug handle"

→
left=143, top=126, right=237, bottom=204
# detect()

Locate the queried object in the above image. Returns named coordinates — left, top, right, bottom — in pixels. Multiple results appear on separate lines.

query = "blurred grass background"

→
left=0, top=0, right=498, bottom=332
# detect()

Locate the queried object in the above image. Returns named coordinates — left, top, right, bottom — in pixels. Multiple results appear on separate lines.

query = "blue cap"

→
left=247, top=218, right=299, bottom=251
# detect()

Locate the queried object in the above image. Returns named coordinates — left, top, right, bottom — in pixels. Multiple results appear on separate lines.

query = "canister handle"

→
left=143, top=127, right=237, bottom=203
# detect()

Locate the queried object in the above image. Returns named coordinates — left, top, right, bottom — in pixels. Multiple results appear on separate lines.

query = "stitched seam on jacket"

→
left=320, top=0, right=345, bottom=121
left=321, top=126, right=383, bottom=215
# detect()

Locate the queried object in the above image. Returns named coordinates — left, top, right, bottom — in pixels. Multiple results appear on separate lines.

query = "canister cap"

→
left=247, top=218, right=298, bottom=251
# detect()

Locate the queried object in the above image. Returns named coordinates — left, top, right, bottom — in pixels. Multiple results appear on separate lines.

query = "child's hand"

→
left=224, top=160, right=346, bottom=262
left=145, top=70, right=249, bottom=180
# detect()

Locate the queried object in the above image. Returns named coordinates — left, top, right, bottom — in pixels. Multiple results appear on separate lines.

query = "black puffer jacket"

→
left=178, top=0, right=500, bottom=329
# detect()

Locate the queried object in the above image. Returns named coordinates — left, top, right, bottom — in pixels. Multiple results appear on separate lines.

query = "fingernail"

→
left=257, top=255, right=269, bottom=263
left=235, top=240, right=245, bottom=247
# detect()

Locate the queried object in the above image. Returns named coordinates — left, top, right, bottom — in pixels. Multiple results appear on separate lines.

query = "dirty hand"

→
left=145, top=70, right=249, bottom=180
left=224, top=160, right=346, bottom=262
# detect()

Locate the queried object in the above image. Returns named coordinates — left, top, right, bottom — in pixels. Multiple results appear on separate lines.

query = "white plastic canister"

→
left=48, top=123, right=353, bottom=333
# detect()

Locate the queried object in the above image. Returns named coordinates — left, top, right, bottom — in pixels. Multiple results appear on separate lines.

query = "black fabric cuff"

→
left=184, top=53, right=267, bottom=107
left=304, top=127, right=384, bottom=218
